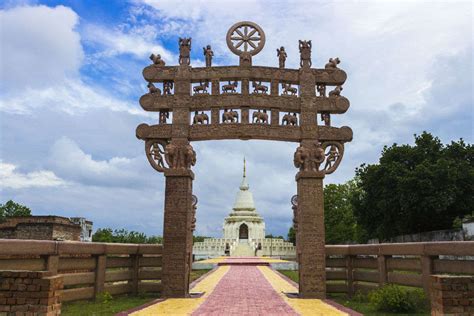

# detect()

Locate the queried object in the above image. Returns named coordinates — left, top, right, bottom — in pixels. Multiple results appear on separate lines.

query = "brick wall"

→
left=0, top=271, right=63, bottom=316
left=430, top=275, right=474, bottom=316
left=0, top=217, right=81, bottom=241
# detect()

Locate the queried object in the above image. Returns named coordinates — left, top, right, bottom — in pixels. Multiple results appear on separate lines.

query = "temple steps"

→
left=231, top=243, right=255, bottom=257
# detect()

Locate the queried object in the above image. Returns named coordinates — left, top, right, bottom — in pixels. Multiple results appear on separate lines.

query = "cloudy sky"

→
left=0, top=0, right=472, bottom=238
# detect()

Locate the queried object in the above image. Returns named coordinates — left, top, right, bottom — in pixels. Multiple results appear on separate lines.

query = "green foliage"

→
left=62, top=295, right=154, bottom=316
left=97, top=291, right=113, bottom=304
left=352, top=132, right=473, bottom=241
left=368, top=285, right=427, bottom=313
left=0, top=200, right=31, bottom=222
left=265, top=234, right=284, bottom=239
left=193, top=235, right=209, bottom=242
left=324, top=181, right=366, bottom=244
left=287, top=226, right=296, bottom=245
left=92, top=228, right=162, bottom=244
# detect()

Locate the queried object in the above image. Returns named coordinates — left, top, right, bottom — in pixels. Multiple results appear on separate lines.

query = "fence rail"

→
left=325, top=241, right=474, bottom=297
left=0, top=239, right=163, bottom=302
left=0, top=240, right=473, bottom=302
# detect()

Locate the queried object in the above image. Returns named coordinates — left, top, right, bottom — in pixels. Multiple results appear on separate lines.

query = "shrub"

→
left=368, top=284, right=426, bottom=313
left=97, top=291, right=113, bottom=304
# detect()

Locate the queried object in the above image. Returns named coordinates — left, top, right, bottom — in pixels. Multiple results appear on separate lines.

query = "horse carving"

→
left=193, top=111, right=209, bottom=124
left=282, top=83, right=297, bottom=96
left=147, top=82, right=161, bottom=95
left=222, top=81, right=238, bottom=93
left=193, top=81, right=209, bottom=94
left=328, top=85, right=343, bottom=98
left=252, top=81, right=268, bottom=94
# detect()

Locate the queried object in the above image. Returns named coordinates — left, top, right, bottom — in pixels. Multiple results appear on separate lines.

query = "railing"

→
left=1, top=240, right=473, bottom=301
left=325, top=242, right=474, bottom=297
left=0, top=239, right=162, bottom=302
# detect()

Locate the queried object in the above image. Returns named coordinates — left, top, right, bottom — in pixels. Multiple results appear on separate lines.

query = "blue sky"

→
left=0, top=0, right=472, bottom=238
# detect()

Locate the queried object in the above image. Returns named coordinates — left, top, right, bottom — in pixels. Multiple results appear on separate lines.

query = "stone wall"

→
left=430, top=275, right=474, bottom=316
left=0, top=217, right=81, bottom=241
left=0, top=271, right=63, bottom=316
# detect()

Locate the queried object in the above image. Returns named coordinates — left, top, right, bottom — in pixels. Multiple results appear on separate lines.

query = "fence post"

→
left=377, top=254, right=388, bottom=286
left=130, top=254, right=140, bottom=295
left=346, top=255, right=354, bottom=297
left=95, top=255, right=107, bottom=298
left=421, top=255, right=434, bottom=295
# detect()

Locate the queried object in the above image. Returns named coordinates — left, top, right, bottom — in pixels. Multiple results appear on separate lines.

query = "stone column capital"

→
left=164, top=169, right=195, bottom=179
left=295, top=170, right=325, bottom=181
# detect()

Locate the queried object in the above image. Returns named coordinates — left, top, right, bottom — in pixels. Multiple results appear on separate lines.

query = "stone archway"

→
left=137, top=21, right=352, bottom=298
left=239, top=223, right=248, bottom=239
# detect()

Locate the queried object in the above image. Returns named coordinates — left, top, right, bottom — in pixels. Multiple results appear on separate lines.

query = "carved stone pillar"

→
left=241, top=106, right=249, bottom=124
left=241, top=79, right=249, bottom=96
left=162, top=168, right=194, bottom=298
left=296, top=170, right=326, bottom=298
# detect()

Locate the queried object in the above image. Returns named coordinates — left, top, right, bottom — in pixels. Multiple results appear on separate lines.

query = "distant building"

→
left=0, top=216, right=93, bottom=242
left=193, top=160, right=296, bottom=259
left=70, top=217, right=94, bottom=242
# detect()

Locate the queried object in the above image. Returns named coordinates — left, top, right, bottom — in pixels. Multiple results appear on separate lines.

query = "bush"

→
left=97, top=291, right=113, bottom=304
left=368, top=284, right=427, bottom=313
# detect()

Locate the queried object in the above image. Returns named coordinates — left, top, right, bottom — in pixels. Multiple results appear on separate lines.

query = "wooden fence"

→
left=0, top=240, right=473, bottom=302
left=0, top=239, right=162, bottom=302
left=325, top=242, right=474, bottom=297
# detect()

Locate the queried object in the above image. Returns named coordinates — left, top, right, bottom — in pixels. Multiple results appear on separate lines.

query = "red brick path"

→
left=192, top=266, right=298, bottom=316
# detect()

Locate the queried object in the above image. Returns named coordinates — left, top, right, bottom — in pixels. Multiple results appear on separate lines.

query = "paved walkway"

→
left=126, top=258, right=360, bottom=316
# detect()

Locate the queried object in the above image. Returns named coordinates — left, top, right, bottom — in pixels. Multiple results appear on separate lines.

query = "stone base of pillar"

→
left=161, top=169, right=194, bottom=298
left=296, top=170, right=326, bottom=298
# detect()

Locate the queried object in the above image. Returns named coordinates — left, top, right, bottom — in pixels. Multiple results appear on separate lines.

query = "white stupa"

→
left=192, top=158, right=296, bottom=259
left=222, top=158, right=266, bottom=240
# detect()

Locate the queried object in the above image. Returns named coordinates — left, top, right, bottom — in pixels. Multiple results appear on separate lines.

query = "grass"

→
left=62, top=269, right=212, bottom=316
left=276, top=270, right=429, bottom=316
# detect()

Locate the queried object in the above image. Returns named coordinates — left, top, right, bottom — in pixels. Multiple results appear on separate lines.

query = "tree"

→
left=0, top=200, right=31, bottom=222
left=352, top=132, right=473, bottom=241
left=287, top=226, right=296, bottom=245
left=92, top=228, right=162, bottom=244
left=324, top=181, right=364, bottom=244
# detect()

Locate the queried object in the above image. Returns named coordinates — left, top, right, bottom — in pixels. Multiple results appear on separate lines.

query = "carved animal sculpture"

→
left=222, top=109, right=238, bottom=123
left=328, top=85, right=343, bottom=98
left=193, top=81, right=209, bottom=94
left=253, top=110, right=268, bottom=123
left=193, top=111, right=209, bottom=124
left=147, top=82, right=161, bottom=95
left=222, top=81, right=238, bottom=93
left=252, top=81, right=268, bottom=94
left=294, top=145, right=310, bottom=171
left=282, top=113, right=298, bottom=126
left=149, top=54, right=166, bottom=66
left=325, top=57, right=340, bottom=69
left=282, top=83, right=297, bottom=96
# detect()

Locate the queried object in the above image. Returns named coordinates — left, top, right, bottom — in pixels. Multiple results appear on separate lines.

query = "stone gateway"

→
left=136, top=21, right=352, bottom=298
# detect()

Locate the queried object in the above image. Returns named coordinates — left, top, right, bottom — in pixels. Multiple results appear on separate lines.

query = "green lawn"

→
left=276, top=270, right=429, bottom=316
left=62, top=269, right=212, bottom=316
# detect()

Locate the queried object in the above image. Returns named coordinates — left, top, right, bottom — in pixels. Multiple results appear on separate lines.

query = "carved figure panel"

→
left=299, top=40, right=312, bottom=68
left=321, top=141, right=344, bottom=174
left=193, top=111, right=209, bottom=124
left=294, top=142, right=324, bottom=172
left=159, top=110, right=170, bottom=124
left=193, top=81, right=209, bottom=94
left=252, top=81, right=268, bottom=94
left=222, top=109, right=239, bottom=123
left=252, top=110, right=268, bottom=124
left=222, top=81, right=238, bottom=94
left=282, top=83, right=298, bottom=96
left=145, top=139, right=168, bottom=172
left=282, top=112, right=298, bottom=126
left=321, top=112, right=330, bottom=126
left=316, top=84, right=326, bottom=97
left=179, top=37, right=192, bottom=65
left=203, top=45, right=214, bottom=67
left=277, top=46, right=287, bottom=68
left=163, top=81, right=174, bottom=95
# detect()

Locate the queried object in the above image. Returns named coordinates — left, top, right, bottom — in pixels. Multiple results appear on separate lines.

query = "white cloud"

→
left=83, top=24, right=175, bottom=62
left=0, top=5, right=83, bottom=91
left=47, top=137, right=147, bottom=188
left=0, top=162, right=66, bottom=189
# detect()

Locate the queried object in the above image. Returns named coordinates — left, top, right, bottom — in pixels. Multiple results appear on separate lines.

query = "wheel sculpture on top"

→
left=226, top=21, right=266, bottom=56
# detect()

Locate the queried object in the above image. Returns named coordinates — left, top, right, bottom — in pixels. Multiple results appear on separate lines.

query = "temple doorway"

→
left=239, top=223, right=248, bottom=239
